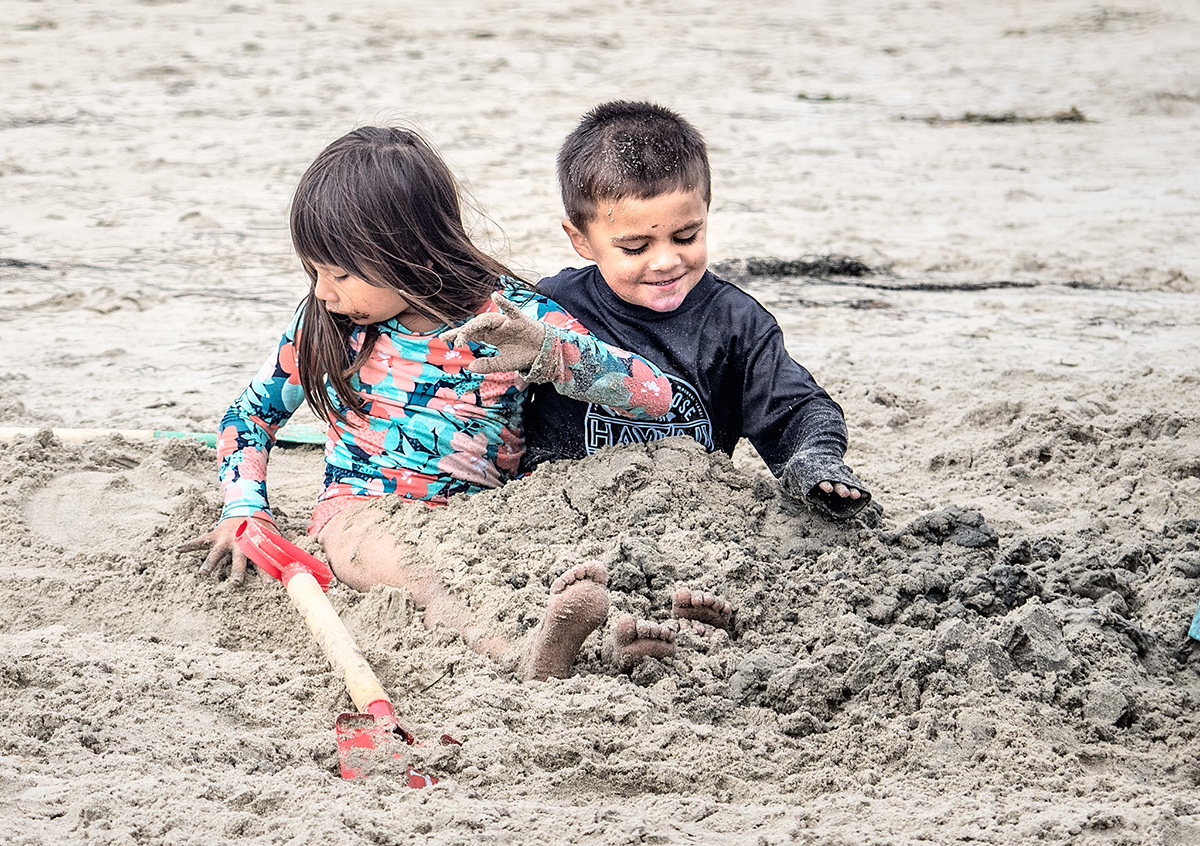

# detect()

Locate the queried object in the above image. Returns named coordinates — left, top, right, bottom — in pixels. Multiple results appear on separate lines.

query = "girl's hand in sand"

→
left=439, top=292, right=549, bottom=375
left=177, top=516, right=275, bottom=586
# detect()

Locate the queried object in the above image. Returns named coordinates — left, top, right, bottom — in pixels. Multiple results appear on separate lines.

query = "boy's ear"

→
left=562, top=219, right=595, bottom=262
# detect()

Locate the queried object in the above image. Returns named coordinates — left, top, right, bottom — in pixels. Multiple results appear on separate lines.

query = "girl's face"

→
left=310, top=262, right=439, bottom=333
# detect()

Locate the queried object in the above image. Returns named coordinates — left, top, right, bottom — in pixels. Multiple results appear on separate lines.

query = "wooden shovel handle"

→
left=284, top=571, right=390, bottom=713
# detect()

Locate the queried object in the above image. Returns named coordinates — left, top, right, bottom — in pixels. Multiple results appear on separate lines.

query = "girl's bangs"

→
left=292, top=194, right=367, bottom=281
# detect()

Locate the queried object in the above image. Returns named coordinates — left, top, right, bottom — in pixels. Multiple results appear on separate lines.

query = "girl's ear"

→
left=562, top=219, right=595, bottom=262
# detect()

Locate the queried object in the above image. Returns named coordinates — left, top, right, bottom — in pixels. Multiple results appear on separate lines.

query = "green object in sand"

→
left=0, top=424, right=327, bottom=448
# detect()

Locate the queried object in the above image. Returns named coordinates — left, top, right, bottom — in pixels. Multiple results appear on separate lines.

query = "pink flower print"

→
left=543, top=310, right=587, bottom=334
left=559, top=338, right=582, bottom=368
left=388, top=356, right=425, bottom=395
left=278, top=340, right=301, bottom=385
left=380, top=466, right=437, bottom=499
left=479, top=372, right=518, bottom=404
left=361, top=478, right=386, bottom=498
left=438, top=430, right=501, bottom=487
left=216, top=424, right=239, bottom=459
left=322, top=481, right=357, bottom=500
left=427, top=336, right=468, bottom=374
left=346, top=419, right=389, bottom=457
left=495, top=426, right=523, bottom=473
left=624, top=359, right=671, bottom=417
left=356, top=354, right=389, bottom=389
left=369, top=397, right=412, bottom=424
left=249, top=414, right=280, bottom=441
left=429, top=385, right=486, bottom=419
left=237, top=446, right=269, bottom=484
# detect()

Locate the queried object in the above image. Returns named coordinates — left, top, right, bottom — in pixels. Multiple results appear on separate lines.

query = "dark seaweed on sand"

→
left=713, top=254, right=879, bottom=280
left=910, top=106, right=1090, bottom=125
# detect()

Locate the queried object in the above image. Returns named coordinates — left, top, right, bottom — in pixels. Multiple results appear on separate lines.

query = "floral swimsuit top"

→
left=217, top=281, right=670, bottom=529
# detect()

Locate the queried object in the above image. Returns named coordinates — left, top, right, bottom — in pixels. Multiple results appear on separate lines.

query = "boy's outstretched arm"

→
left=737, top=320, right=872, bottom=522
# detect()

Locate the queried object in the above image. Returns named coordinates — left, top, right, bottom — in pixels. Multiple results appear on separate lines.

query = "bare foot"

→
left=671, top=587, right=732, bottom=630
left=518, top=562, right=609, bottom=681
left=606, top=614, right=676, bottom=673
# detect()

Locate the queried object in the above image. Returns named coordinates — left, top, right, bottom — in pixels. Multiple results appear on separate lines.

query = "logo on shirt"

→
left=584, top=374, right=714, bottom=454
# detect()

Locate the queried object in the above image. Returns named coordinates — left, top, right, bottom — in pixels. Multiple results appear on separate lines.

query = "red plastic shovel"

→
left=234, top=520, right=455, bottom=784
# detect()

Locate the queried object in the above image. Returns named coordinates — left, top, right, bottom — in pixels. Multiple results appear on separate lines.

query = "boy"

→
left=521, top=100, right=871, bottom=521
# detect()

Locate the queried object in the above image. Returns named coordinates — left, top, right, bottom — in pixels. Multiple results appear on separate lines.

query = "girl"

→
left=178, top=126, right=673, bottom=680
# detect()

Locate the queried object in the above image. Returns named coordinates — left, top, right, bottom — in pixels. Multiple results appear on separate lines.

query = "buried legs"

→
left=317, top=503, right=607, bottom=681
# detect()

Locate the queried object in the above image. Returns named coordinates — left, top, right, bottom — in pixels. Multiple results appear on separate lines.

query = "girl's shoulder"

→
left=492, top=276, right=559, bottom=318
left=497, top=275, right=536, bottom=300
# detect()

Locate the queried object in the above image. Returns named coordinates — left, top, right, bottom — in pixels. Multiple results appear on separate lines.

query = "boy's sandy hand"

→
left=818, top=480, right=864, bottom=502
left=781, top=450, right=872, bottom=522
left=808, top=479, right=870, bottom=520
left=439, top=292, right=549, bottom=375
left=177, top=515, right=274, bottom=586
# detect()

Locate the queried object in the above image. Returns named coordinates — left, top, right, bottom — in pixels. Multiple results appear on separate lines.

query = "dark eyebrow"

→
left=610, top=218, right=704, bottom=244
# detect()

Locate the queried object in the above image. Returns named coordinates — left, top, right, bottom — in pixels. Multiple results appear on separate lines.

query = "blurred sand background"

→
left=2, top=0, right=1200, bottom=843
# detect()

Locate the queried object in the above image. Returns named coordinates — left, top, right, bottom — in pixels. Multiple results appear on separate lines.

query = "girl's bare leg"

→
left=317, top=504, right=606, bottom=680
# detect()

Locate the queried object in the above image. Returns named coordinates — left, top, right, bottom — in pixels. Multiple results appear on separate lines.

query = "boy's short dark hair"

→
left=557, top=101, right=711, bottom=230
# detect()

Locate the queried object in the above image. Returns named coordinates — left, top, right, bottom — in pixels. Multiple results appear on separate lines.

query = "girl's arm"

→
left=179, top=314, right=308, bottom=583
left=217, top=312, right=308, bottom=526
left=441, top=291, right=672, bottom=419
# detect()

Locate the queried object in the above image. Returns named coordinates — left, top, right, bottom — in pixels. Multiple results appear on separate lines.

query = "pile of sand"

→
left=1, top=428, right=1197, bottom=843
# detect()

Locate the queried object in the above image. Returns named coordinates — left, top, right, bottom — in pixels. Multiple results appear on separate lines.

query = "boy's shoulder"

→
left=537, top=264, right=594, bottom=294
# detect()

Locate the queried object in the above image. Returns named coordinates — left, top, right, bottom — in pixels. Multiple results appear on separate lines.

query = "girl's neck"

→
left=391, top=313, right=443, bottom=335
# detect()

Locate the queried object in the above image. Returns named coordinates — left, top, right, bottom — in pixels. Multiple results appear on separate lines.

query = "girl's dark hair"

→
left=557, top=101, right=712, bottom=231
left=290, top=126, right=516, bottom=424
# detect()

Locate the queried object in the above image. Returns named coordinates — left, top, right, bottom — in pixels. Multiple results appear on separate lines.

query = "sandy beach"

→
left=2, top=0, right=1199, bottom=843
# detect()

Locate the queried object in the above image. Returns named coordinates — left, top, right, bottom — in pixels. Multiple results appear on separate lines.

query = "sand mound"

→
left=2, top=431, right=1197, bottom=842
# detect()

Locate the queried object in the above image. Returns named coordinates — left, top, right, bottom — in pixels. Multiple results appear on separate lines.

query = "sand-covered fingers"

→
left=176, top=518, right=251, bottom=585
left=440, top=293, right=548, bottom=375
left=818, top=479, right=863, bottom=501
left=438, top=312, right=508, bottom=349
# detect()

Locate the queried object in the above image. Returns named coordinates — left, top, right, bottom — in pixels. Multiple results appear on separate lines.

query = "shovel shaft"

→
left=285, top=571, right=390, bottom=713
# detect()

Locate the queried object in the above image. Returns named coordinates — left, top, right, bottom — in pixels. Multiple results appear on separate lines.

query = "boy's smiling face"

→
left=563, top=189, right=709, bottom=313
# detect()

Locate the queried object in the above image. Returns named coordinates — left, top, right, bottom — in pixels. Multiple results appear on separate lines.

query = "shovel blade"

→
left=335, top=712, right=435, bottom=786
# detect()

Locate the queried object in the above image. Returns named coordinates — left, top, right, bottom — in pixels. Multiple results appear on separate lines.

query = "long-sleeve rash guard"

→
left=217, top=282, right=670, bottom=529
